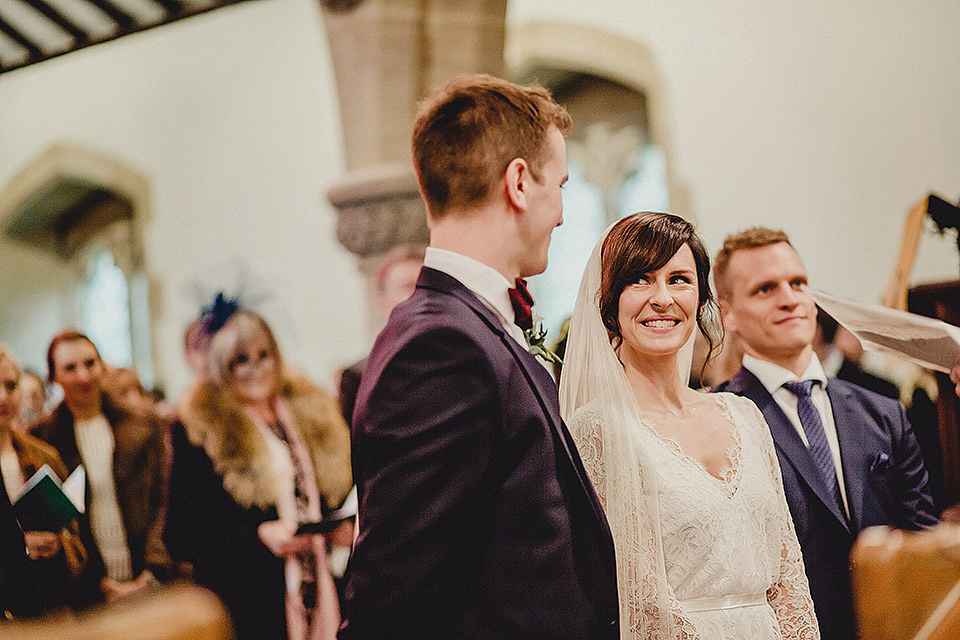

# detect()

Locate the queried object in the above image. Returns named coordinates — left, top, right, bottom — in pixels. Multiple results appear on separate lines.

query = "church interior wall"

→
left=0, top=0, right=958, bottom=399
left=0, top=0, right=366, bottom=398
left=509, top=0, right=960, bottom=301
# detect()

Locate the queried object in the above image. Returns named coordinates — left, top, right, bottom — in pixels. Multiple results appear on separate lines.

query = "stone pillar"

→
left=319, top=0, right=507, bottom=335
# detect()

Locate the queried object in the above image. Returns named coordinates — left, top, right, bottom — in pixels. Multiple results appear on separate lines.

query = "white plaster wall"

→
left=0, top=240, right=75, bottom=376
left=1, top=0, right=958, bottom=398
left=0, top=0, right=366, bottom=398
left=508, top=0, right=960, bottom=302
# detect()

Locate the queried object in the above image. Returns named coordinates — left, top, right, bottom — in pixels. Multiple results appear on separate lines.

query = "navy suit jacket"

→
left=716, top=368, right=938, bottom=640
left=340, top=267, right=619, bottom=640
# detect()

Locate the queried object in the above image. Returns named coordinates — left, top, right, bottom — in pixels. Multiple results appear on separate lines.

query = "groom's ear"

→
left=504, top=157, right=529, bottom=211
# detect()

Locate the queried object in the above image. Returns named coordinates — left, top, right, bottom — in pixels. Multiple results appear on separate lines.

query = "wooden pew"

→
left=2, top=583, right=234, bottom=640
left=852, top=524, right=960, bottom=640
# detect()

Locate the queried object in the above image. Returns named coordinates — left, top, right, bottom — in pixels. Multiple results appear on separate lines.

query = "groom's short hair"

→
left=412, top=74, right=571, bottom=219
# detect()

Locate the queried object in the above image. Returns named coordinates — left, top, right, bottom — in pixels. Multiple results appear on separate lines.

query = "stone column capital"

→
left=327, top=163, right=428, bottom=259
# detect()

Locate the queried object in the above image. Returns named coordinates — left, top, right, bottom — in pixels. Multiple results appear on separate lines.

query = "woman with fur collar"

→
left=163, top=308, right=352, bottom=640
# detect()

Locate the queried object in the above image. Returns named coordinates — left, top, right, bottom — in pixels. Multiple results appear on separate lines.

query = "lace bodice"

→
left=571, top=392, right=820, bottom=640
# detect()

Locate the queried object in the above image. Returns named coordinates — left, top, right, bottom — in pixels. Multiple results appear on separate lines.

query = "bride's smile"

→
left=617, top=243, right=699, bottom=362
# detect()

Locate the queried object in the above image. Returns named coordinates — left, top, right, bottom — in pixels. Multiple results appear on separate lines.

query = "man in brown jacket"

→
left=32, top=330, right=170, bottom=607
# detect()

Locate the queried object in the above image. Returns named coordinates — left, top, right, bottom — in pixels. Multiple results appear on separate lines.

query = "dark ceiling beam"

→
left=0, top=0, right=251, bottom=74
left=0, top=16, right=44, bottom=60
left=148, top=0, right=185, bottom=16
left=22, top=0, right=90, bottom=44
left=86, top=0, right=136, bottom=29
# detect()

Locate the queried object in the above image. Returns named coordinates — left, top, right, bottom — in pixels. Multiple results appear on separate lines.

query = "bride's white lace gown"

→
left=572, top=392, right=820, bottom=639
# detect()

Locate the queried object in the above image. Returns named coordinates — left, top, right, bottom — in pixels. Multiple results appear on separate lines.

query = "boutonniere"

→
left=508, top=279, right=562, bottom=365
left=525, top=317, right=563, bottom=365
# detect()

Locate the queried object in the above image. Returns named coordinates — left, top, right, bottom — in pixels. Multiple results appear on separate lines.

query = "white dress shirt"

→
left=424, top=247, right=529, bottom=349
left=741, top=353, right=850, bottom=517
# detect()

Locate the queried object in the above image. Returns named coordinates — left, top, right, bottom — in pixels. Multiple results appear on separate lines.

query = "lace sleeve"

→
left=742, top=400, right=820, bottom=640
left=571, top=405, right=609, bottom=510
left=569, top=405, right=700, bottom=639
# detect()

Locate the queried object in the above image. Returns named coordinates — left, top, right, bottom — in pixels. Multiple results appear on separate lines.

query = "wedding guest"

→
left=103, top=367, right=156, bottom=419
left=713, top=227, right=937, bottom=640
left=337, top=244, right=426, bottom=431
left=341, top=74, right=619, bottom=639
left=0, top=473, right=45, bottom=621
left=164, top=303, right=352, bottom=640
left=0, top=345, right=87, bottom=611
left=17, top=370, right=47, bottom=429
left=561, top=212, right=818, bottom=639
left=31, top=330, right=170, bottom=607
left=184, top=319, right=211, bottom=382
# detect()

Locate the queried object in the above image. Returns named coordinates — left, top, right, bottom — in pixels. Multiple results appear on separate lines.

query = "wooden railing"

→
left=2, top=583, right=234, bottom=640
left=852, top=524, right=960, bottom=640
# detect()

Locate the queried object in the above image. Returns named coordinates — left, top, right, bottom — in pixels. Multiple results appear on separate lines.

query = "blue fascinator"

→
left=199, top=292, right=241, bottom=335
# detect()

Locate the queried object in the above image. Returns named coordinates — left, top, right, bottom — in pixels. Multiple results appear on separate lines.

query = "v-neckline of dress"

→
left=640, top=394, right=743, bottom=495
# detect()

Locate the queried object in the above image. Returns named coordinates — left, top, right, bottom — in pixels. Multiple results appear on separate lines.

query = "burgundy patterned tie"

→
left=782, top=380, right=846, bottom=517
left=508, top=278, right=534, bottom=331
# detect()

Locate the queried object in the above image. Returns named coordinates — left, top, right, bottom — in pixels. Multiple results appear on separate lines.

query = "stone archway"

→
left=506, top=20, right=690, bottom=222
left=0, top=144, right=156, bottom=385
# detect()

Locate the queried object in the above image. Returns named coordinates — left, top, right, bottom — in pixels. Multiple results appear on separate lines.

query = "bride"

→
left=560, top=212, right=819, bottom=639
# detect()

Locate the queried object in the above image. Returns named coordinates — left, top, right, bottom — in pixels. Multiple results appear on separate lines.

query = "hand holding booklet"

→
left=14, top=464, right=81, bottom=532
left=810, top=288, right=960, bottom=373
left=296, top=486, right=357, bottom=535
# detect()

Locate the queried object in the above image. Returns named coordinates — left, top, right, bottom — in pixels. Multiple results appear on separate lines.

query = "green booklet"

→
left=14, top=464, right=80, bottom=532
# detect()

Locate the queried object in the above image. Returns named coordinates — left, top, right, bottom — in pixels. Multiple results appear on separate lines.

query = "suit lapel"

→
left=828, top=379, right=867, bottom=529
left=727, top=369, right=850, bottom=531
left=418, top=268, right=607, bottom=524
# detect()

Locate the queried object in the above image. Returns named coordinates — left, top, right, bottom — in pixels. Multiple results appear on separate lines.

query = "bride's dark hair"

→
left=598, top=212, right=719, bottom=364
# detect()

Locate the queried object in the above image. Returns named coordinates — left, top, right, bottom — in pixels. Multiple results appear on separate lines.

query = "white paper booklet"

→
left=810, top=289, right=960, bottom=374
left=61, top=464, right=86, bottom=514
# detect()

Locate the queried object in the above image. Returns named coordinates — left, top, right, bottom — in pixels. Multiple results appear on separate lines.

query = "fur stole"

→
left=178, top=371, right=352, bottom=512
left=11, top=429, right=70, bottom=482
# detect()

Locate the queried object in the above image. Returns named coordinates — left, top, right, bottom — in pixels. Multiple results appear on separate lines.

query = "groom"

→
left=339, top=75, right=619, bottom=639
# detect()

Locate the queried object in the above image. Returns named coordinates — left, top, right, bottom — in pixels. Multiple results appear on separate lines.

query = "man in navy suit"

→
left=712, top=227, right=938, bottom=640
left=338, top=75, right=619, bottom=639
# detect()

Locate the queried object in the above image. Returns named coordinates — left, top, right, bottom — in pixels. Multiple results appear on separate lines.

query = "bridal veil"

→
left=559, top=221, right=694, bottom=639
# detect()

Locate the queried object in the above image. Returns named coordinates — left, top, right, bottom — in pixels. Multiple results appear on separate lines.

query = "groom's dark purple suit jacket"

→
left=339, top=267, right=619, bottom=640
left=716, top=368, right=938, bottom=640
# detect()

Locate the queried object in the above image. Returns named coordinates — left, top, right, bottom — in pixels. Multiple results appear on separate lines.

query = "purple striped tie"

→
left=782, top=380, right=845, bottom=517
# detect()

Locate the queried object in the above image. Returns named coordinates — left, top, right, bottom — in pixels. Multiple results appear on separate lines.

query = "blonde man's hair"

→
left=713, top=227, right=792, bottom=301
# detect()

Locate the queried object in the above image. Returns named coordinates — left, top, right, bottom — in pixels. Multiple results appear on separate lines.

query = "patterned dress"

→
left=573, top=393, right=820, bottom=639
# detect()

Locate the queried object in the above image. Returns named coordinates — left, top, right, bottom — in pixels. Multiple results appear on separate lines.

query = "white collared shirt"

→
left=742, top=353, right=850, bottom=517
left=424, top=247, right=529, bottom=348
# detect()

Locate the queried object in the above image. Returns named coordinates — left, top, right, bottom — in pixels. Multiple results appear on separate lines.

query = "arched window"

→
left=0, top=145, right=154, bottom=385
left=80, top=246, right=134, bottom=368
left=523, top=72, right=670, bottom=339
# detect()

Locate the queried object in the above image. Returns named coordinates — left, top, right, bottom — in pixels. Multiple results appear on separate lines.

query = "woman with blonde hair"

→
left=164, top=301, right=352, bottom=640
left=0, top=344, right=87, bottom=611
